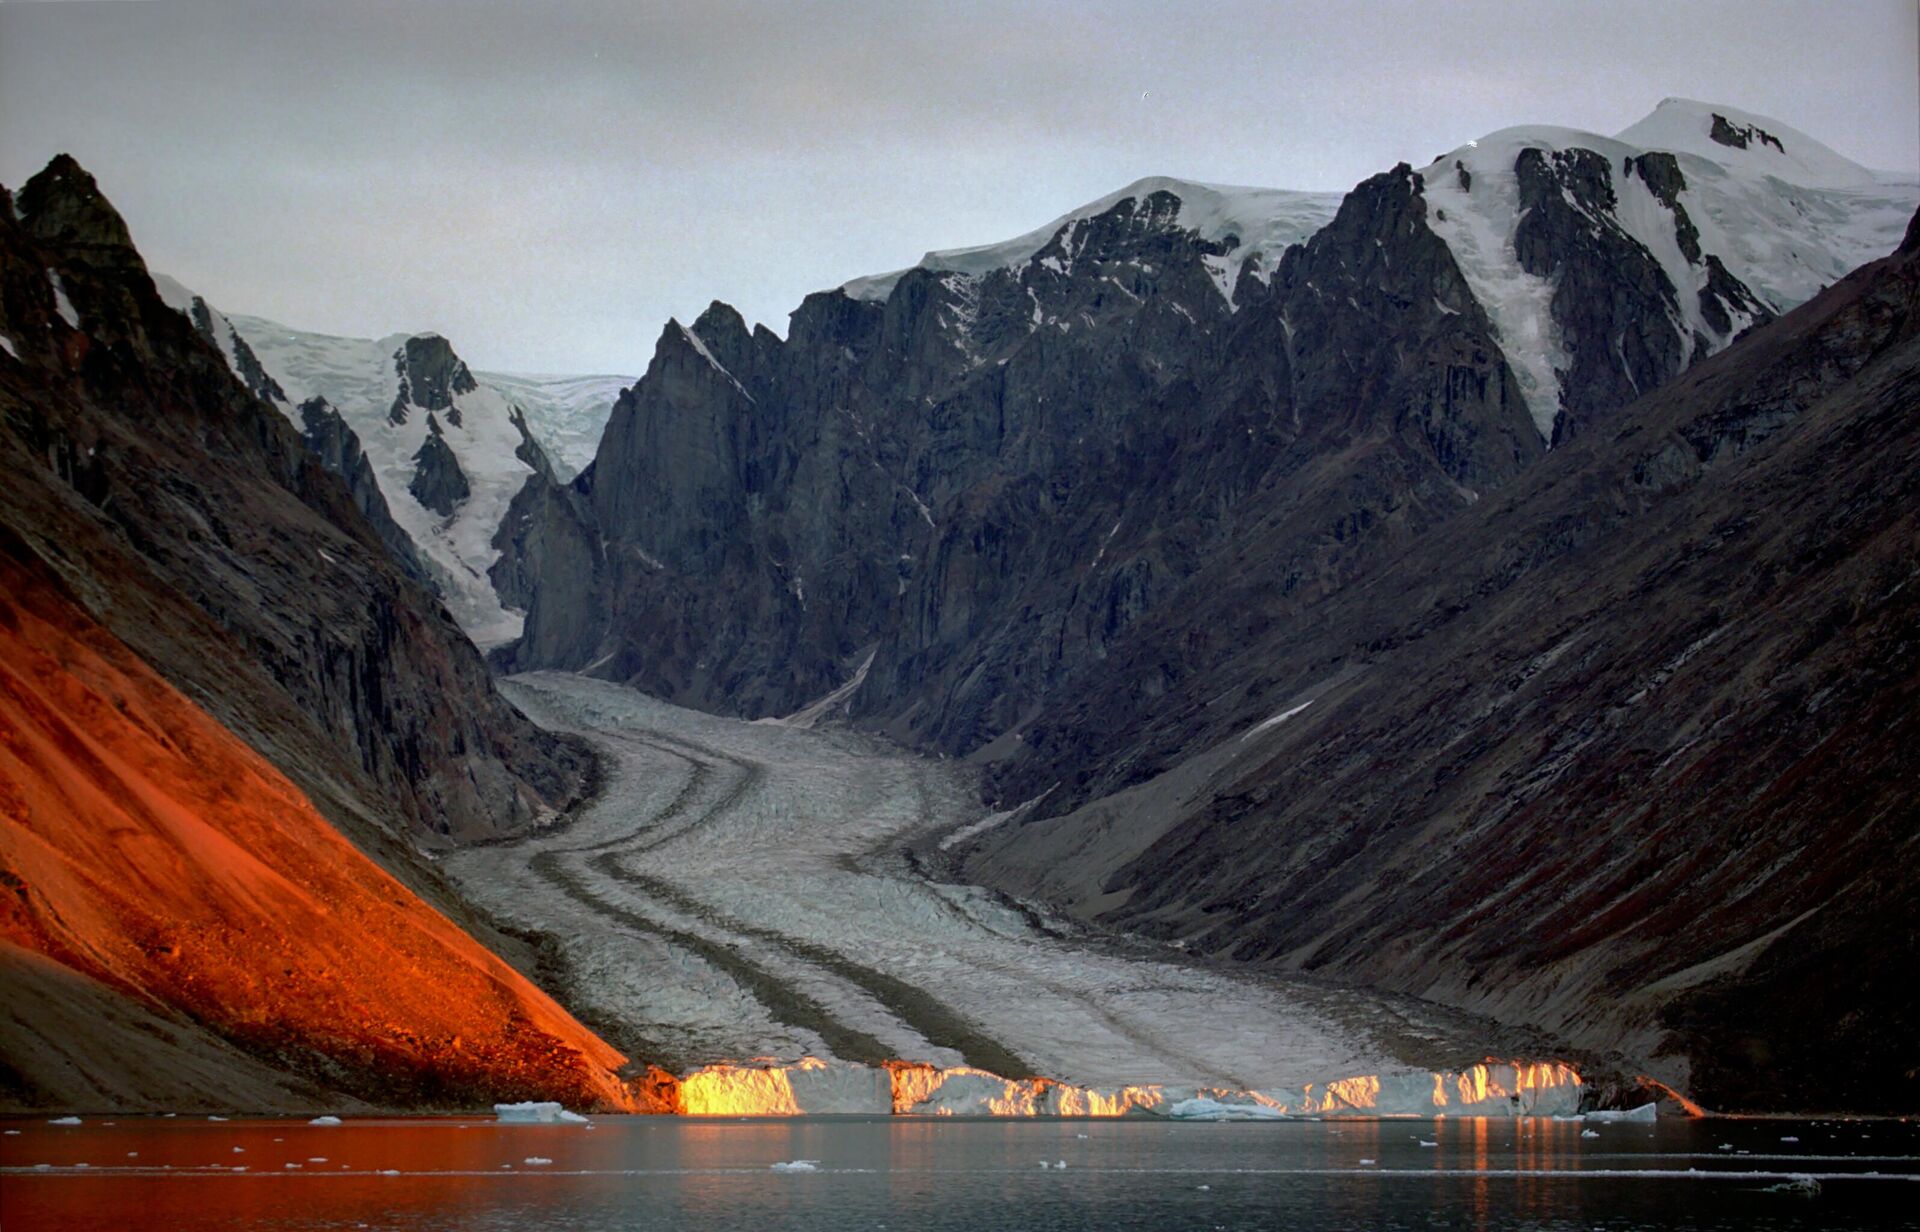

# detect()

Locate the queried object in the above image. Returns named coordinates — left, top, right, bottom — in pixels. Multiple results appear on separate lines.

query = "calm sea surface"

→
left=3, top=1114, right=1915, bottom=1230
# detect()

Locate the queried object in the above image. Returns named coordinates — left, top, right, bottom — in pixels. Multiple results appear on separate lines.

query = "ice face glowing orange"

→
left=0, top=557, right=654, bottom=1112
left=673, top=1057, right=1586, bottom=1118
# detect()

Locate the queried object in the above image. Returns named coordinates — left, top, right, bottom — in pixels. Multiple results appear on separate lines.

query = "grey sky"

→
left=3, top=0, right=1915, bottom=373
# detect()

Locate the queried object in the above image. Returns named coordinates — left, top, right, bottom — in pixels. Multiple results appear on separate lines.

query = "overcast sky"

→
left=3, top=0, right=1915, bottom=372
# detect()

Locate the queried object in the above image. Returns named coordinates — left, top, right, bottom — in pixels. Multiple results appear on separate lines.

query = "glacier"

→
left=440, top=672, right=1587, bottom=1119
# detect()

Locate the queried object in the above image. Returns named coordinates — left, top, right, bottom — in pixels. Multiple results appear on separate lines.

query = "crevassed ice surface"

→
left=473, top=369, right=632, bottom=480
left=441, top=673, right=1524, bottom=1097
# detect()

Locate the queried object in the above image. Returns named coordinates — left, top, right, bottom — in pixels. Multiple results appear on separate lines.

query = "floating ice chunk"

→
left=1765, top=1175, right=1820, bottom=1197
left=4, top=1130, right=20, bottom=1135
left=1358, top=1158, right=1377, bottom=1166
left=1780, top=1136, right=1800, bottom=1143
left=1580, top=1129, right=1600, bottom=1139
left=523, top=1156, right=554, bottom=1166
left=48, top=1116, right=81, bottom=1125
left=493, top=1102, right=586, bottom=1124
left=308, top=1115, right=342, bottom=1126
left=1584, top=1103, right=1658, bottom=1123
left=208, top=1116, right=228, bottom=1122
left=232, top=1147, right=245, bottom=1153
left=308, top=1157, right=328, bottom=1163
left=1418, top=1140, right=1438, bottom=1148
left=380, top=1169, right=400, bottom=1176
left=771, top=1159, right=819, bottom=1173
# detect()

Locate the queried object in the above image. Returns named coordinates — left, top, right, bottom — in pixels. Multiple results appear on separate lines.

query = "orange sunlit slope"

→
left=0, top=554, right=643, bottom=1111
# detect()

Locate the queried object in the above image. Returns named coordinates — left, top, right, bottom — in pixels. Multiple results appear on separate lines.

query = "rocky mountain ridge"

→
left=499, top=100, right=1914, bottom=748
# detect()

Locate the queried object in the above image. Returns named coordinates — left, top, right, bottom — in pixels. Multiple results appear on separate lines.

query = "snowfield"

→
left=442, top=674, right=1567, bottom=1104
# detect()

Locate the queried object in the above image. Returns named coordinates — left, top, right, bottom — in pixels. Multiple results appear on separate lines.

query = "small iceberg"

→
left=523, top=1156, right=554, bottom=1166
left=493, top=1102, right=589, bottom=1124
left=48, top=1116, right=81, bottom=1126
left=1584, top=1103, right=1658, bottom=1123
left=771, top=1159, right=820, bottom=1173
left=308, top=1115, right=342, bottom=1126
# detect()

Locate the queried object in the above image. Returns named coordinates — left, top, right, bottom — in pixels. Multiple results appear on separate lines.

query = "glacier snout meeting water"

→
left=439, top=673, right=1582, bottom=1116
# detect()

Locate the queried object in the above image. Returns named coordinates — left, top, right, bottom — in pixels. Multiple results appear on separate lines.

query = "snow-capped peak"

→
left=154, top=280, right=609, bottom=648
left=1416, top=103, right=1918, bottom=438
left=1615, top=98, right=1883, bottom=189
left=841, top=176, right=1340, bottom=302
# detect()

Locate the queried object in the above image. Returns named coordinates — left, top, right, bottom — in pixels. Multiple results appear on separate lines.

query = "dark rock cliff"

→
left=499, top=169, right=1538, bottom=752
left=408, top=412, right=471, bottom=516
left=0, top=155, right=592, bottom=846
left=389, top=332, right=477, bottom=424
left=501, top=134, right=1776, bottom=750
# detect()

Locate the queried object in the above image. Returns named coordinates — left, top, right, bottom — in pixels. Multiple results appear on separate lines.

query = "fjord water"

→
left=4, top=1116, right=1915, bottom=1230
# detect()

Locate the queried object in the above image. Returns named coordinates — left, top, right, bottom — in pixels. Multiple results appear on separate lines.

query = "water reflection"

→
left=3, top=1114, right=1916, bottom=1231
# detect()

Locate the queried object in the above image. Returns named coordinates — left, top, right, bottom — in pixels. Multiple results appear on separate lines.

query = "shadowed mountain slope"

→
left=966, top=209, right=1920, bottom=1114
left=0, top=156, right=591, bottom=847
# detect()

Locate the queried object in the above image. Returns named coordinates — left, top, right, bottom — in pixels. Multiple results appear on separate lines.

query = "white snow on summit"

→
left=842, top=176, right=1342, bottom=303
left=224, top=313, right=541, bottom=647
left=1419, top=100, right=1918, bottom=437
left=154, top=274, right=593, bottom=648
left=838, top=103, right=1912, bottom=442
left=1615, top=98, right=1886, bottom=190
